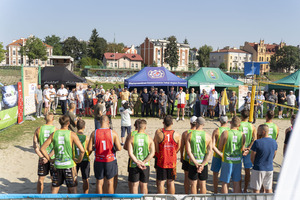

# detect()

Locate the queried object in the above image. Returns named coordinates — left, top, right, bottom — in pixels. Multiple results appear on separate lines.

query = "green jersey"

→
left=131, top=130, right=138, bottom=136
left=73, top=133, right=89, bottom=162
left=239, top=121, right=253, bottom=148
left=213, top=126, right=230, bottom=158
left=189, top=130, right=207, bottom=166
left=53, top=130, right=75, bottom=169
left=265, top=122, right=278, bottom=140
left=183, top=130, right=195, bottom=161
left=39, top=125, right=55, bottom=159
left=129, top=133, right=150, bottom=168
left=222, top=130, right=243, bottom=164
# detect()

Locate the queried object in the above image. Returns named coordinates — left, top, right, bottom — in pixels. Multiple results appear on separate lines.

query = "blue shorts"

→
left=211, top=156, right=222, bottom=173
left=242, top=153, right=253, bottom=169
left=220, top=162, right=242, bottom=183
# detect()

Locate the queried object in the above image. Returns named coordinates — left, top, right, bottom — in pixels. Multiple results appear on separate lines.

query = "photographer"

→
left=119, top=100, right=134, bottom=145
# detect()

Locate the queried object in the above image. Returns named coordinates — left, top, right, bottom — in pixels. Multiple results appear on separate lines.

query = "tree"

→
left=20, top=36, right=47, bottom=66
left=88, top=29, right=107, bottom=60
left=197, top=45, right=213, bottom=67
left=164, top=36, right=179, bottom=70
left=152, top=61, right=158, bottom=67
left=106, top=43, right=125, bottom=53
left=270, top=46, right=300, bottom=72
left=44, top=35, right=62, bottom=55
left=183, top=38, right=189, bottom=44
left=62, top=36, right=86, bottom=61
left=78, top=57, right=103, bottom=67
left=0, top=42, right=6, bottom=63
left=219, top=62, right=227, bottom=71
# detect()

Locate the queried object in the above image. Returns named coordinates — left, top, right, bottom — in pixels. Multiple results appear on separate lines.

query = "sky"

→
left=1, top=0, right=300, bottom=50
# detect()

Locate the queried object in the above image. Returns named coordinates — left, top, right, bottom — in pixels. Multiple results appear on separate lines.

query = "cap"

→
left=100, top=85, right=103, bottom=88
left=190, top=116, right=197, bottom=124
left=121, top=100, right=127, bottom=105
left=44, top=84, right=49, bottom=88
left=124, top=87, right=128, bottom=90
left=212, top=89, right=216, bottom=92
left=88, top=85, right=92, bottom=88
left=196, top=117, right=205, bottom=125
left=179, top=87, right=183, bottom=90
left=220, top=115, right=228, bottom=124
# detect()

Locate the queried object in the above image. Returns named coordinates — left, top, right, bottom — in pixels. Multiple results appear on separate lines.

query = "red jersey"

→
left=94, top=128, right=116, bottom=162
left=156, top=129, right=178, bottom=168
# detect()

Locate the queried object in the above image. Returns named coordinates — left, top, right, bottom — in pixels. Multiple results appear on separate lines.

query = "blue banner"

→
left=1, top=85, right=18, bottom=110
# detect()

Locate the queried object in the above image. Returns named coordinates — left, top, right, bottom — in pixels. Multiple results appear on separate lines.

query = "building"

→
left=210, top=47, right=252, bottom=71
left=241, top=40, right=286, bottom=73
left=6, top=36, right=53, bottom=66
left=124, top=45, right=138, bottom=54
left=103, top=53, right=143, bottom=70
left=48, top=56, right=74, bottom=71
left=139, top=37, right=190, bottom=71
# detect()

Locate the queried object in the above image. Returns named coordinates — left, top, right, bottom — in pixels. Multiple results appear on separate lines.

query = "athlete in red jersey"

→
left=154, top=115, right=181, bottom=194
left=88, top=116, right=122, bottom=194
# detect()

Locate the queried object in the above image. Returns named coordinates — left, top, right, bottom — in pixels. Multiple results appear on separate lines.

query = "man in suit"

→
left=168, top=86, right=176, bottom=116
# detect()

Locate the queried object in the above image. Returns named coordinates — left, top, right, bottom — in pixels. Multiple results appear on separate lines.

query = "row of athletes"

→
left=34, top=109, right=279, bottom=194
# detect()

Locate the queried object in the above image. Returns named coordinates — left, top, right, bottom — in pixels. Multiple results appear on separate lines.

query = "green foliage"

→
left=106, top=43, right=125, bottom=53
left=164, top=36, right=179, bottom=70
left=152, top=61, right=158, bottom=67
left=88, top=29, right=107, bottom=60
left=219, top=62, right=227, bottom=71
left=44, top=35, right=62, bottom=55
left=183, top=38, right=189, bottom=44
left=270, top=46, right=300, bottom=72
left=62, top=36, right=86, bottom=61
left=197, top=45, right=213, bottom=67
left=0, top=42, right=6, bottom=62
left=20, top=36, right=47, bottom=65
left=79, top=57, right=103, bottom=67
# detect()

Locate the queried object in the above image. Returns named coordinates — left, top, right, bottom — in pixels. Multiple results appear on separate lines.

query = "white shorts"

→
left=250, top=169, right=273, bottom=190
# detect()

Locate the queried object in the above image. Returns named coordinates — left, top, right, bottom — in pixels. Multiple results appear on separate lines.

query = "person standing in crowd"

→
left=218, top=116, right=245, bottom=193
left=76, top=86, right=85, bottom=117
left=149, top=86, right=155, bottom=116
left=119, top=100, right=134, bottom=145
left=57, top=84, right=69, bottom=115
left=73, top=119, right=90, bottom=194
left=154, top=115, right=181, bottom=194
left=68, top=88, right=77, bottom=112
left=265, top=110, right=279, bottom=141
left=110, top=90, right=118, bottom=118
left=152, top=89, right=159, bottom=118
left=93, top=98, right=104, bottom=130
left=49, top=85, right=57, bottom=114
left=209, top=89, right=218, bottom=119
left=65, top=103, right=78, bottom=133
left=94, top=84, right=100, bottom=96
left=88, top=116, right=122, bottom=194
left=189, top=88, right=197, bottom=116
left=103, top=89, right=111, bottom=102
left=35, top=84, right=43, bottom=118
left=218, top=90, right=226, bottom=118
left=176, top=87, right=186, bottom=121
left=43, top=84, right=51, bottom=116
left=286, top=91, right=296, bottom=117
left=99, top=85, right=105, bottom=94
left=159, top=91, right=167, bottom=119
left=277, top=90, right=286, bottom=119
left=85, top=86, right=95, bottom=117
left=250, top=124, right=277, bottom=193
left=128, top=119, right=155, bottom=194
left=245, top=92, right=251, bottom=110
left=131, top=88, right=139, bottom=117
left=211, top=115, right=230, bottom=194
left=283, top=114, right=296, bottom=156
left=239, top=109, right=257, bottom=193
left=185, top=89, right=189, bottom=107
left=167, top=86, right=176, bottom=116
left=140, top=88, right=150, bottom=117
left=40, top=115, right=85, bottom=194
left=121, top=87, right=130, bottom=101
left=33, top=113, right=56, bottom=193
left=267, top=90, right=277, bottom=111
left=229, top=91, right=237, bottom=118
left=200, top=89, right=209, bottom=117
left=256, top=91, right=265, bottom=119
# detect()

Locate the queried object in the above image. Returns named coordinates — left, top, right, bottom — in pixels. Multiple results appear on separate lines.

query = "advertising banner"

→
left=238, top=85, right=249, bottom=112
left=23, top=67, right=38, bottom=115
left=199, top=85, right=215, bottom=94
left=1, top=85, right=18, bottom=109
left=17, top=82, right=23, bottom=124
left=0, top=106, right=18, bottom=130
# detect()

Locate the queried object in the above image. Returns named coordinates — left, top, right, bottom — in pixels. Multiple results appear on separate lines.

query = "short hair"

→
left=258, top=124, right=269, bottom=137
left=231, top=116, right=241, bottom=127
left=134, top=119, right=142, bottom=129
left=241, top=109, right=250, bottom=119
left=77, top=119, right=85, bottom=130
left=100, top=115, right=109, bottom=124
left=45, top=113, right=54, bottom=123
left=138, top=119, right=147, bottom=130
left=291, top=114, right=296, bottom=121
left=163, top=115, right=173, bottom=127
left=70, top=103, right=76, bottom=109
left=59, top=115, right=70, bottom=126
left=266, top=110, right=274, bottom=119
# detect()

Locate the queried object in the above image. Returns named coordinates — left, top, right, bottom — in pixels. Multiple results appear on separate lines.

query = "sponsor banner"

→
left=0, top=106, right=18, bottom=130
left=199, top=85, right=215, bottom=94
left=1, top=85, right=18, bottom=109
left=238, top=85, right=249, bottom=112
left=23, top=67, right=38, bottom=115
left=17, top=82, right=23, bottom=124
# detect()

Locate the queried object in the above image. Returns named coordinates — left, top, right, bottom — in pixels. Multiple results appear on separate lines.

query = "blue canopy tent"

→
left=124, top=67, right=187, bottom=88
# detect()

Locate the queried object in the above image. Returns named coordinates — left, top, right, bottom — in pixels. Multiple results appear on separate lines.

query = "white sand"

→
left=0, top=117, right=287, bottom=194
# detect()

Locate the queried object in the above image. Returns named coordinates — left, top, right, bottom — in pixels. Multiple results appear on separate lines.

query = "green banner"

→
left=0, top=106, right=18, bottom=130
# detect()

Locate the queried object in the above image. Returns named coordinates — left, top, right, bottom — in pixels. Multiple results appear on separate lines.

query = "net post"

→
left=249, top=79, right=256, bottom=122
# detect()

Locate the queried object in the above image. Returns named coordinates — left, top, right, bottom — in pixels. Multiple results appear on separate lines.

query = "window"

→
left=158, top=50, right=161, bottom=56
left=182, top=59, right=185, bottom=64
left=26, top=60, right=29, bottom=64
left=131, top=63, right=134, bottom=68
left=230, top=56, right=232, bottom=59
left=136, top=64, right=138, bottom=68
left=182, top=52, right=185, bottom=58
left=13, top=50, right=16, bottom=55
left=47, top=52, right=49, bottom=56
left=115, top=63, right=117, bottom=68
left=123, top=63, right=126, bottom=68
left=110, top=63, right=113, bottom=67
left=42, top=61, right=45, bottom=65
left=47, top=60, right=49, bottom=64
left=267, top=57, right=269, bottom=61
left=158, top=58, right=160, bottom=64
left=13, top=59, right=16, bottom=64
left=18, top=59, right=21, bottom=64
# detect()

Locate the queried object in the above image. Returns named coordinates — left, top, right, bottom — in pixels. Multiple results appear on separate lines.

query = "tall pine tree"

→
left=88, top=29, right=107, bottom=60
left=164, top=36, right=179, bottom=70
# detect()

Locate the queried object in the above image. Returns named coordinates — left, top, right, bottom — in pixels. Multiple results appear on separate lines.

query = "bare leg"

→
left=213, top=172, right=219, bottom=194
left=167, top=179, right=175, bottom=194
left=105, top=177, right=115, bottom=194
left=198, top=180, right=206, bottom=194
left=265, top=189, right=273, bottom=193
left=83, top=179, right=89, bottom=194
left=189, top=179, right=197, bottom=194
left=244, top=168, right=250, bottom=192
left=177, top=108, right=180, bottom=119
left=182, top=108, right=185, bottom=119
left=221, top=182, right=228, bottom=194
left=96, top=179, right=104, bottom=194
left=253, top=189, right=260, bottom=193
left=184, top=171, right=190, bottom=194
left=157, top=180, right=165, bottom=194
left=140, top=182, right=148, bottom=194
left=114, top=174, right=118, bottom=192
left=37, top=176, right=45, bottom=194
left=68, top=186, right=77, bottom=194
left=51, top=186, right=60, bottom=194
left=131, top=181, right=139, bottom=194
left=233, top=181, right=241, bottom=193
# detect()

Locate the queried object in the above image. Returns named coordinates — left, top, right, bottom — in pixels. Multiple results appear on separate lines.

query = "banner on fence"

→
left=0, top=106, right=18, bottom=130
left=17, top=82, right=23, bottom=124
left=1, top=85, right=18, bottom=109
left=238, top=85, right=249, bottom=112
left=23, top=67, right=38, bottom=115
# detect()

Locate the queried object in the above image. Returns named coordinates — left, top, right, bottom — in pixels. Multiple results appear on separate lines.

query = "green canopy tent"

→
left=187, top=67, right=243, bottom=88
left=270, top=70, right=300, bottom=91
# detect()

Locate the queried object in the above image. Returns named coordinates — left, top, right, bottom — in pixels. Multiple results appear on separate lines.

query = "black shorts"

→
left=52, top=167, right=77, bottom=187
left=154, top=156, right=157, bottom=169
left=94, top=160, right=118, bottom=180
left=188, top=164, right=208, bottom=181
left=128, top=166, right=150, bottom=183
left=156, top=166, right=177, bottom=181
left=38, top=159, right=54, bottom=176
left=182, top=160, right=190, bottom=171
left=278, top=106, right=284, bottom=111
left=87, top=100, right=93, bottom=108
left=76, top=161, right=90, bottom=180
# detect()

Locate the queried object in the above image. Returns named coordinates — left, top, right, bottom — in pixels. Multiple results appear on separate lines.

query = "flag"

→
left=221, top=88, right=229, bottom=106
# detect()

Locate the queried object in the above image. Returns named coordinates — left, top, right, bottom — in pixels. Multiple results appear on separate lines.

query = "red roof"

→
left=248, top=42, right=278, bottom=53
left=104, top=53, right=143, bottom=61
left=7, top=38, right=53, bottom=48
left=211, top=49, right=249, bottom=53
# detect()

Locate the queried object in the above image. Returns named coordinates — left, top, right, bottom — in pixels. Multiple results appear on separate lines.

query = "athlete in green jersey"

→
left=180, top=116, right=197, bottom=194
left=41, top=115, right=85, bottom=194
left=186, top=117, right=212, bottom=194
left=33, top=113, right=56, bottom=194
left=265, top=110, right=279, bottom=140
left=211, top=115, right=229, bottom=194
left=128, top=119, right=155, bottom=194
